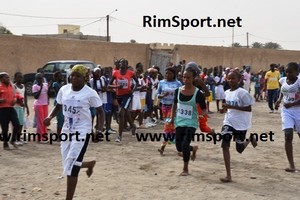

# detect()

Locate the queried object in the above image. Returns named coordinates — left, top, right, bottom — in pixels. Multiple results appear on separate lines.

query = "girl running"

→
left=169, top=67, right=206, bottom=176
left=157, top=66, right=182, bottom=155
left=44, top=64, right=105, bottom=200
left=220, top=70, right=257, bottom=183
left=14, top=72, right=30, bottom=145
left=275, top=62, right=300, bottom=172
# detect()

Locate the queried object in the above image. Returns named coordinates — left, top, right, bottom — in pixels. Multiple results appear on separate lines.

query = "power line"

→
left=6, top=19, right=96, bottom=28
left=0, top=12, right=102, bottom=20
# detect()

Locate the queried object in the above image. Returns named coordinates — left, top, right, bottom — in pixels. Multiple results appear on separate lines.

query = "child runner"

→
left=109, top=58, right=139, bottom=143
left=52, top=71, right=65, bottom=137
left=214, top=70, right=225, bottom=112
left=275, top=62, right=300, bottom=172
left=101, top=67, right=117, bottom=134
left=169, top=67, right=206, bottom=176
left=90, top=67, right=104, bottom=131
left=157, top=66, right=182, bottom=155
left=253, top=70, right=262, bottom=102
left=14, top=72, right=30, bottom=145
left=220, top=70, right=257, bottom=183
left=44, top=64, right=105, bottom=200
left=130, top=69, right=143, bottom=127
left=185, top=62, right=215, bottom=135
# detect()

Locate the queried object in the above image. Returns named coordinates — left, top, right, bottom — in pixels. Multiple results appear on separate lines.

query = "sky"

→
left=1, top=0, right=300, bottom=51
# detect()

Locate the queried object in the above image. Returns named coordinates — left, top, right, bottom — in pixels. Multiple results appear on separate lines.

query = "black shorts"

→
left=116, top=94, right=133, bottom=109
left=221, top=125, right=247, bottom=148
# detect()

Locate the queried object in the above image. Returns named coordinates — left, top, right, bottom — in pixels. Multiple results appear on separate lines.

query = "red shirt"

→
left=200, top=73, right=206, bottom=81
left=112, top=70, right=135, bottom=96
left=0, top=82, right=15, bottom=108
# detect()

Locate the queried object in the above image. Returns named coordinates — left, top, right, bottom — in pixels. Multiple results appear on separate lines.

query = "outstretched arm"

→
left=44, top=104, right=62, bottom=126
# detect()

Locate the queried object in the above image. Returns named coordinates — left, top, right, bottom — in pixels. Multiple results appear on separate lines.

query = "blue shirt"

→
left=157, top=80, right=182, bottom=105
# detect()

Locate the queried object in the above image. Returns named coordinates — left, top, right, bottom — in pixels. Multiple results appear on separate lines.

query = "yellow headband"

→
left=71, top=64, right=88, bottom=77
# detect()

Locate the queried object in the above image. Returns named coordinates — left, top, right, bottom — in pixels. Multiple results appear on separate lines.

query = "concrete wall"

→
left=1, top=35, right=300, bottom=78
left=0, top=35, right=149, bottom=76
left=173, top=45, right=300, bottom=72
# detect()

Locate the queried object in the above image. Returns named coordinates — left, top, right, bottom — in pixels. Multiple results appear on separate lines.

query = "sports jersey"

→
left=157, top=79, right=182, bottom=105
left=56, top=84, right=102, bottom=136
left=279, top=77, right=300, bottom=110
left=175, top=87, right=199, bottom=129
left=112, top=70, right=135, bottom=96
left=223, top=87, right=254, bottom=130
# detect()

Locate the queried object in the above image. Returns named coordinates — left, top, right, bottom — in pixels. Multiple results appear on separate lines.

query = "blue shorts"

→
left=145, top=93, right=153, bottom=112
left=103, top=103, right=112, bottom=113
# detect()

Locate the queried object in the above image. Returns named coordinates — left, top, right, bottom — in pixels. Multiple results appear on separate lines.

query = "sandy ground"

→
left=1, top=90, right=300, bottom=200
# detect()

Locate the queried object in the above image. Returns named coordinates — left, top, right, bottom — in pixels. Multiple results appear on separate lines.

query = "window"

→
left=43, top=64, right=55, bottom=73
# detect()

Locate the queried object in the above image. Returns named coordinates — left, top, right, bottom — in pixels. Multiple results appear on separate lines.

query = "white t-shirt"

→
left=223, top=87, right=254, bottom=130
left=243, top=71, right=251, bottom=84
left=151, top=77, right=159, bottom=100
left=56, top=84, right=102, bottom=136
left=132, top=79, right=140, bottom=97
left=279, top=77, right=300, bottom=110
left=139, top=78, right=147, bottom=100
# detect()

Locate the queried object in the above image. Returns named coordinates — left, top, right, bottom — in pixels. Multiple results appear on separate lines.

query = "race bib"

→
left=177, top=104, right=193, bottom=119
left=164, top=88, right=175, bottom=99
left=63, top=99, right=82, bottom=130
left=118, top=79, right=128, bottom=88
left=285, top=93, right=296, bottom=103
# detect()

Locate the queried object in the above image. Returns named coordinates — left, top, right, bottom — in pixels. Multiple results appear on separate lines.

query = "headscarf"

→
left=71, top=64, right=88, bottom=77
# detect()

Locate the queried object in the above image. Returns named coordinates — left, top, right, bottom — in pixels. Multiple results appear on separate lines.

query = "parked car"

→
left=23, top=60, right=96, bottom=96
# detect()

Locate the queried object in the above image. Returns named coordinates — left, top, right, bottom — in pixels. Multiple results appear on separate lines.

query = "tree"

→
left=252, top=42, right=264, bottom=48
left=263, top=42, right=282, bottom=50
left=130, top=39, right=136, bottom=43
left=0, top=26, right=13, bottom=34
left=232, top=42, right=242, bottom=47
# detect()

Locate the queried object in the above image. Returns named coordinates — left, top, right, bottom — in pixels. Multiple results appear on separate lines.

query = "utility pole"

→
left=246, top=32, right=249, bottom=48
left=106, top=9, right=118, bottom=42
left=106, top=15, right=109, bottom=42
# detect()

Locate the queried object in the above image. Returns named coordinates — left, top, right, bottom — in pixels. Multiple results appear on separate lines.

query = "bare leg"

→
left=158, top=142, right=167, bottom=155
left=66, top=176, right=78, bottom=200
left=125, top=109, right=136, bottom=135
left=216, top=100, right=220, bottom=112
left=118, top=108, right=125, bottom=138
left=65, top=160, right=96, bottom=200
left=138, top=112, right=144, bottom=126
left=220, top=146, right=232, bottom=182
left=180, top=162, right=189, bottom=176
left=285, top=130, right=296, bottom=172
left=190, top=146, right=198, bottom=161
left=105, top=113, right=112, bottom=131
